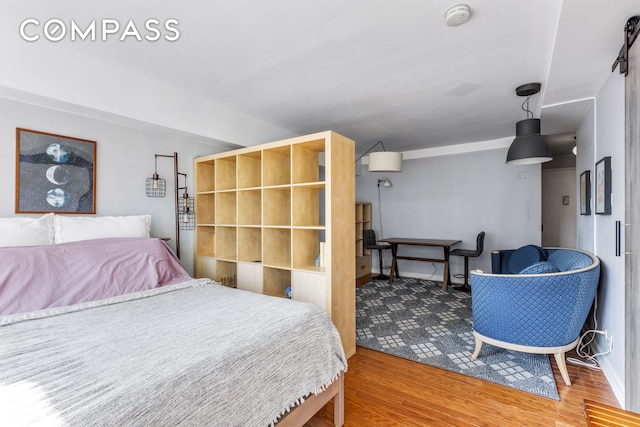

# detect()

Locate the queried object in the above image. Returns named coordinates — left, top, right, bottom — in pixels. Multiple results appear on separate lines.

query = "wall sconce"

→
left=145, top=152, right=196, bottom=258
left=355, top=140, right=403, bottom=172
left=378, top=177, right=392, bottom=187
left=506, top=83, right=553, bottom=165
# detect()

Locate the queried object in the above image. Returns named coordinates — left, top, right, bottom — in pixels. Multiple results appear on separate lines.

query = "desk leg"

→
left=442, top=247, right=450, bottom=290
left=394, top=245, right=400, bottom=279
left=388, top=244, right=399, bottom=283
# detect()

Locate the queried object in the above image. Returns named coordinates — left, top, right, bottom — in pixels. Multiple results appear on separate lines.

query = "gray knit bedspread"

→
left=0, top=279, right=347, bottom=426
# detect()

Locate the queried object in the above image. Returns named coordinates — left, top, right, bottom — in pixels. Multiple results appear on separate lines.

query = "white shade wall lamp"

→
left=355, top=140, right=403, bottom=172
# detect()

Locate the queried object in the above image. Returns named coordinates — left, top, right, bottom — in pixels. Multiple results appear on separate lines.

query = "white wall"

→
left=0, top=96, right=262, bottom=275
left=356, top=146, right=542, bottom=281
left=542, top=168, right=577, bottom=248
left=581, top=71, right=626, bottom=404
left=577, top=106, right=596, bottom=252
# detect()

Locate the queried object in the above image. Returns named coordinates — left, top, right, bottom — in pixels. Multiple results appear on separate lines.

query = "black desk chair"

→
left=450, top=231, right=485, bottom=292
left=363, top=229, right=391, bottom=280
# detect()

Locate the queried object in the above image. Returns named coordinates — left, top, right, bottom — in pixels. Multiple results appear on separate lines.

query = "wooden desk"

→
left=379, top=238, right=461, bottom=290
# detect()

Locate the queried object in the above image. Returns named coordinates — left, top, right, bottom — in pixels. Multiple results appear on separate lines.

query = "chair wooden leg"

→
left=554, top=351, right=572, bottom=385
left=471, top=337, right=483, bottom=360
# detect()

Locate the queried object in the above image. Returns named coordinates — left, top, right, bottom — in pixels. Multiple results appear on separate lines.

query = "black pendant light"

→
left=506, top=83, right=553, bottom=165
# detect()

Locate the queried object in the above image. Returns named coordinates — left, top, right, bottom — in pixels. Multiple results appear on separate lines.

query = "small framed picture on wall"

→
left=580, top=170, right=591, bottom=215
left=16, top=128, right=96, bottom=214
left=595, top=156, right=611, bottom=215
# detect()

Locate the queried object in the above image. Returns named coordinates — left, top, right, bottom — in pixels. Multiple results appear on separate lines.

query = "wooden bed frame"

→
left=278, top=374, right=344, bottom=427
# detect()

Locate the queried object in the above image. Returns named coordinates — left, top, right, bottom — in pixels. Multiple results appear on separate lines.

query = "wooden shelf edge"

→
left=584, top=399, right=640, bottom=426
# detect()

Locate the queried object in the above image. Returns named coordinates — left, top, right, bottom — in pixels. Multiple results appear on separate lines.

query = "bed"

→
left=0, top=215, right=347, bottom=426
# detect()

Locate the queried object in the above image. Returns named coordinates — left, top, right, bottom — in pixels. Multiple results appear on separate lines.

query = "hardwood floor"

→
left=306, top=346, right=619, bottom=427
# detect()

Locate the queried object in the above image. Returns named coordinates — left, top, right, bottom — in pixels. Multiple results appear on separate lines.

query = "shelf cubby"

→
left=196, top=160, right=215, bottom=192
left=292, top=270, right=326, bottom=310
left=293, top=228, right=324, bottom=271
left=215, top=156, right=237, bottom=190
left=196, top=193, right=215, bottom=224
left=215, top=260, right=237, bottom=284
left=236, top=262, right=263, bottom=294
left=263, top=146, right=291, bottom=186
left=238, top=152, right=262, bottom=189
left=292, top=139, right=325, bottom=184
left=238, top=227, right=262, bottom=262
left=263, top=227, right=291, bottom=268
left=362, top=203, right=371, bottom=255
left=195, top=257, right=216, bottom=280
left=292, top=184, right=325, bottom=227
left=196, top=226, right=215, bottom=257
left=263, top=267, right=291, bottom=298
left=216, top=226, right=237, bottom=260
left=237, top=189, right=262, bottom=225
left=355, top=202, right=373, bottom=288
left=263, top=187, right=291, bottom=226
left=215, top=191, right=237, bottom=224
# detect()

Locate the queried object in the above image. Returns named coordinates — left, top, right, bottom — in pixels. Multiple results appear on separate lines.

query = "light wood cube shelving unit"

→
left=355, top=202, right=372, bottom=286
left=194, top=131, right=356, bottom=357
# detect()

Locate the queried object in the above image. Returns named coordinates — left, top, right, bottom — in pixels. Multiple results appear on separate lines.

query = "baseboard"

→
left=593, top=339, right=625, bottom=408
left=356, top=274, right=372, bottom=287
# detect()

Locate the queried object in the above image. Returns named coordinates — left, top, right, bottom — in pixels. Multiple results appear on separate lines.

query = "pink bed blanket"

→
left=0, top=237, right=192, bottom=316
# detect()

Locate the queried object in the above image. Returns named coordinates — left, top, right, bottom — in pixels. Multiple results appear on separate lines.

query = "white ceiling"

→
left=2, top=0, right=639, bottom=157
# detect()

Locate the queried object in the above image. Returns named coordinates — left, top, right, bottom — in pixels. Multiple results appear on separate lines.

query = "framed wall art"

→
left=595, top=156, right=611, bottom=215
left=16, top=128, right=96, bottom=214
left=580, top=170, right=591, bottom=215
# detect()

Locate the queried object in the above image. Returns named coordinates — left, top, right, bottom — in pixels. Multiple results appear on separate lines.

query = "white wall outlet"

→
left=602, top=328, right=613, bottom=352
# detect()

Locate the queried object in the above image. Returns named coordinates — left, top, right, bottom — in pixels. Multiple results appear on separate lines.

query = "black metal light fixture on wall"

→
left=145, top=152, right=195, bottom=258
left=506, top=83, right=553, bottom=165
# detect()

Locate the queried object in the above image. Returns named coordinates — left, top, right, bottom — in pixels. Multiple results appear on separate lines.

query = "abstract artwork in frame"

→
left=595, top=156, right=611, bottom=215
left=580, top=170, right=591, bottom=215
left=16, top=128, right=96, bottom=214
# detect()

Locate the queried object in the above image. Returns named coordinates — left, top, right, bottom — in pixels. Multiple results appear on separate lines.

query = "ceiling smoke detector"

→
left=445, top=4, right=471, bottom=27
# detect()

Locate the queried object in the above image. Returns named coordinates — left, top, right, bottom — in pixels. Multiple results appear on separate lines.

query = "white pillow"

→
left=53, top=214, right=151, bottom=243
left=0, top=213, right=54, bottom=247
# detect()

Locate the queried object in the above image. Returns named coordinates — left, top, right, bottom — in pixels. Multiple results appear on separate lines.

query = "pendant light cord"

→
left=521, top=95, right=533, bottom=119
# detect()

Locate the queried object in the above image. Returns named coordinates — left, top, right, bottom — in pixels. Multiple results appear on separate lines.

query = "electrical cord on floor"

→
left=425, top=262, right=437, bottom=279
left=566, top=294, right=612, bottom=370
left=381, top=262, right=437, bottom=280
left=566, top=329, right=611, bottom=370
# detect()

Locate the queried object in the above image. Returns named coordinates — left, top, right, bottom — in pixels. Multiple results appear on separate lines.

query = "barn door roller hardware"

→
left=612, top=16, right=640, bottom=76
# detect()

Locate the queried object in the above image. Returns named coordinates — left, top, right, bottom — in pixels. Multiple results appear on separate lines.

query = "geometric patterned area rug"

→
left=356, top=278, right=560, bottom=400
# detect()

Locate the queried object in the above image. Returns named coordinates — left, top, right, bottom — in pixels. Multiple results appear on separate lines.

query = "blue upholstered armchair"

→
left=469, top=246, right=600, bottom=386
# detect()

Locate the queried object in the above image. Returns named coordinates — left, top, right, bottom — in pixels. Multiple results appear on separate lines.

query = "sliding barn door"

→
left=625, top=24, right=640, bottom=413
